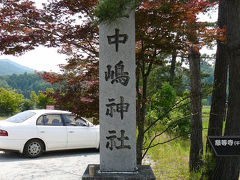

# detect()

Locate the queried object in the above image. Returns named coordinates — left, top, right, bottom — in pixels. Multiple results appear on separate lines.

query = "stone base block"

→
left=82, top=164, right=156, bottom=180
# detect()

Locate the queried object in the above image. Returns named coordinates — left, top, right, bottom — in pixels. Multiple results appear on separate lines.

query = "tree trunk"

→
left=136, top=65, right=142, bottom=165
left=189, top=47, right=203, bottom=172
left=211, top=1, right=240, bottom=179
left=170, top=51, right=177, bottom=85
left=206, top=1, right=228, bottom=178
left=136, top=75, right=147, bottom=165
left=208, top=0, right=228, bottom=137
left=211, top=48, right=240, bottom=179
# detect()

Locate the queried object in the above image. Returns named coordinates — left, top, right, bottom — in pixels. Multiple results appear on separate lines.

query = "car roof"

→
left=28, top=109, right=72, bottom=116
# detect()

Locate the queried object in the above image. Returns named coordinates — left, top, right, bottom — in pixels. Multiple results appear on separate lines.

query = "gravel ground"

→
left=0, top=149, right=99, bottom=180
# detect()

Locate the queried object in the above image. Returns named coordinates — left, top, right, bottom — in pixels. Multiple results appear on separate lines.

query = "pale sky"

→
left=0, top=3, right=218, bottom=72
left=0, top=47, right=68, bottom=72
left=198, top=7, right=218, bottom=62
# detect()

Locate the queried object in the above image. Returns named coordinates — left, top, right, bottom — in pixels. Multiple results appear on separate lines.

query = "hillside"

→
left=0, top=73, right=54, bottom=98
left=0, top=59, right=34, bottom=75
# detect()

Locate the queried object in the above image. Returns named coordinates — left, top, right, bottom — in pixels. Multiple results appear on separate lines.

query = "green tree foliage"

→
left=151, top=82, right=177, bottom=114
left=201, top=59, right=214, bottom=85
left=0, top=73, right=53, bottom=98
left=0, top=87, right=24, bottom=116
left=145, top=61, right=190, bottom=134
left=174, top=91, right=191, bottom=137
left=201, top=58, right=215, bottom=105
left=145, top=83, right=190, bottom=138
left=146, top=83, right=176, bottom=132
left=147, top=62, right=187, bottom=97
left=94, top=0, right=138, bottom=24
left=21, top=99, right=34, bottom=111
left=0, top=87, right=55, bottom=115
left=0, top=79, right=10, bottom=89
left=37, top=88, right=55, bottom=109
left=30, top=91, right=38, bottom=108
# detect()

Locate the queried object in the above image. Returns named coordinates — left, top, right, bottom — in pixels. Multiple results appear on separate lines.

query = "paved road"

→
left=0, top=149, right=99, bottom=180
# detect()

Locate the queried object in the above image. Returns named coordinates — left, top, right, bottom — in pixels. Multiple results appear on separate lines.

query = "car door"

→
left=62, top=115, right=97, bottom=149
left=36, top=114, right=67, bottom=150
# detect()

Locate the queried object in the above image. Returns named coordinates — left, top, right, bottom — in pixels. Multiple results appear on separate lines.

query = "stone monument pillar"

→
left=99, top=11, right=136, bottom=173
left=82, top=7, right=155, bottom=180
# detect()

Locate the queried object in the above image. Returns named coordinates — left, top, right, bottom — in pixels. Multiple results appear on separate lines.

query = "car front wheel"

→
left=24, top=139, right=43, bottom=158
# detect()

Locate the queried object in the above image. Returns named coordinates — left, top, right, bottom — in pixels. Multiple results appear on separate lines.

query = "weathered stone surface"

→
left=82, top=164, right=156, bottom=180
left=99, top=11, right=136, bottom=172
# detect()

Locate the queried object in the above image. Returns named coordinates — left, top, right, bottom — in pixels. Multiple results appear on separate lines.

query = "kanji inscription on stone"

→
left=106, top=130, right=131, bottom=151
left=99, top=11, right=136, bottom=172
left=105, top=96, right=129, bottom=120
left=107, top=28, right=128, bottom=52
left=105, top=61, right=130, bottom=86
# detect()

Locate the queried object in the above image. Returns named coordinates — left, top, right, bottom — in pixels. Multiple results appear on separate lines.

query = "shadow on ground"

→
left=0, top=148, right=99, bottom=163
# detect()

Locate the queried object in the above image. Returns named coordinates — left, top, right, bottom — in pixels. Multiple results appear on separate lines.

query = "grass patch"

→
left=148, top=135, right=203, bottom=179
left=202, top=106, right=210, bottom=123
left=202, top=106, right=210, bottom=151
left=148, top=106, right=211, bottom=179
left=148, top=134, right=191, bottom=179
left=0, top=116, right=8, bottom=120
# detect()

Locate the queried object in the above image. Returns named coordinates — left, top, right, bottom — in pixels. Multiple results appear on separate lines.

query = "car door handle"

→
left=69, top=131, right=74, bottom=133
left=40, top=131, right=45, bottom=133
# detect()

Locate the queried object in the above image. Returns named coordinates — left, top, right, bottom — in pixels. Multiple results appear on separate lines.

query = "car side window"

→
left=76, top=118, right=88, bottom=126
left=63, top=115, right=75, bottom=126
left=36, top=114, right=63, bottom=126
left=63, top=115, right=88, bottom=127
left=36, top=116, right=44, bottom=125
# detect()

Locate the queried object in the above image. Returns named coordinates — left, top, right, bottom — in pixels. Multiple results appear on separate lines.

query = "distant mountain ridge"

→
left=0, top=59, right=34, bottom=76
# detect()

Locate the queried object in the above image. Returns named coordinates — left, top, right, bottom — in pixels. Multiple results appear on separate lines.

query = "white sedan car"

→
left=0, top=110, right=99, bottom=158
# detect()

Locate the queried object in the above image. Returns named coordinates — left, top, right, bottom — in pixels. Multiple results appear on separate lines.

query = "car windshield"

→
left=6, top=111, right=36, bottom=123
